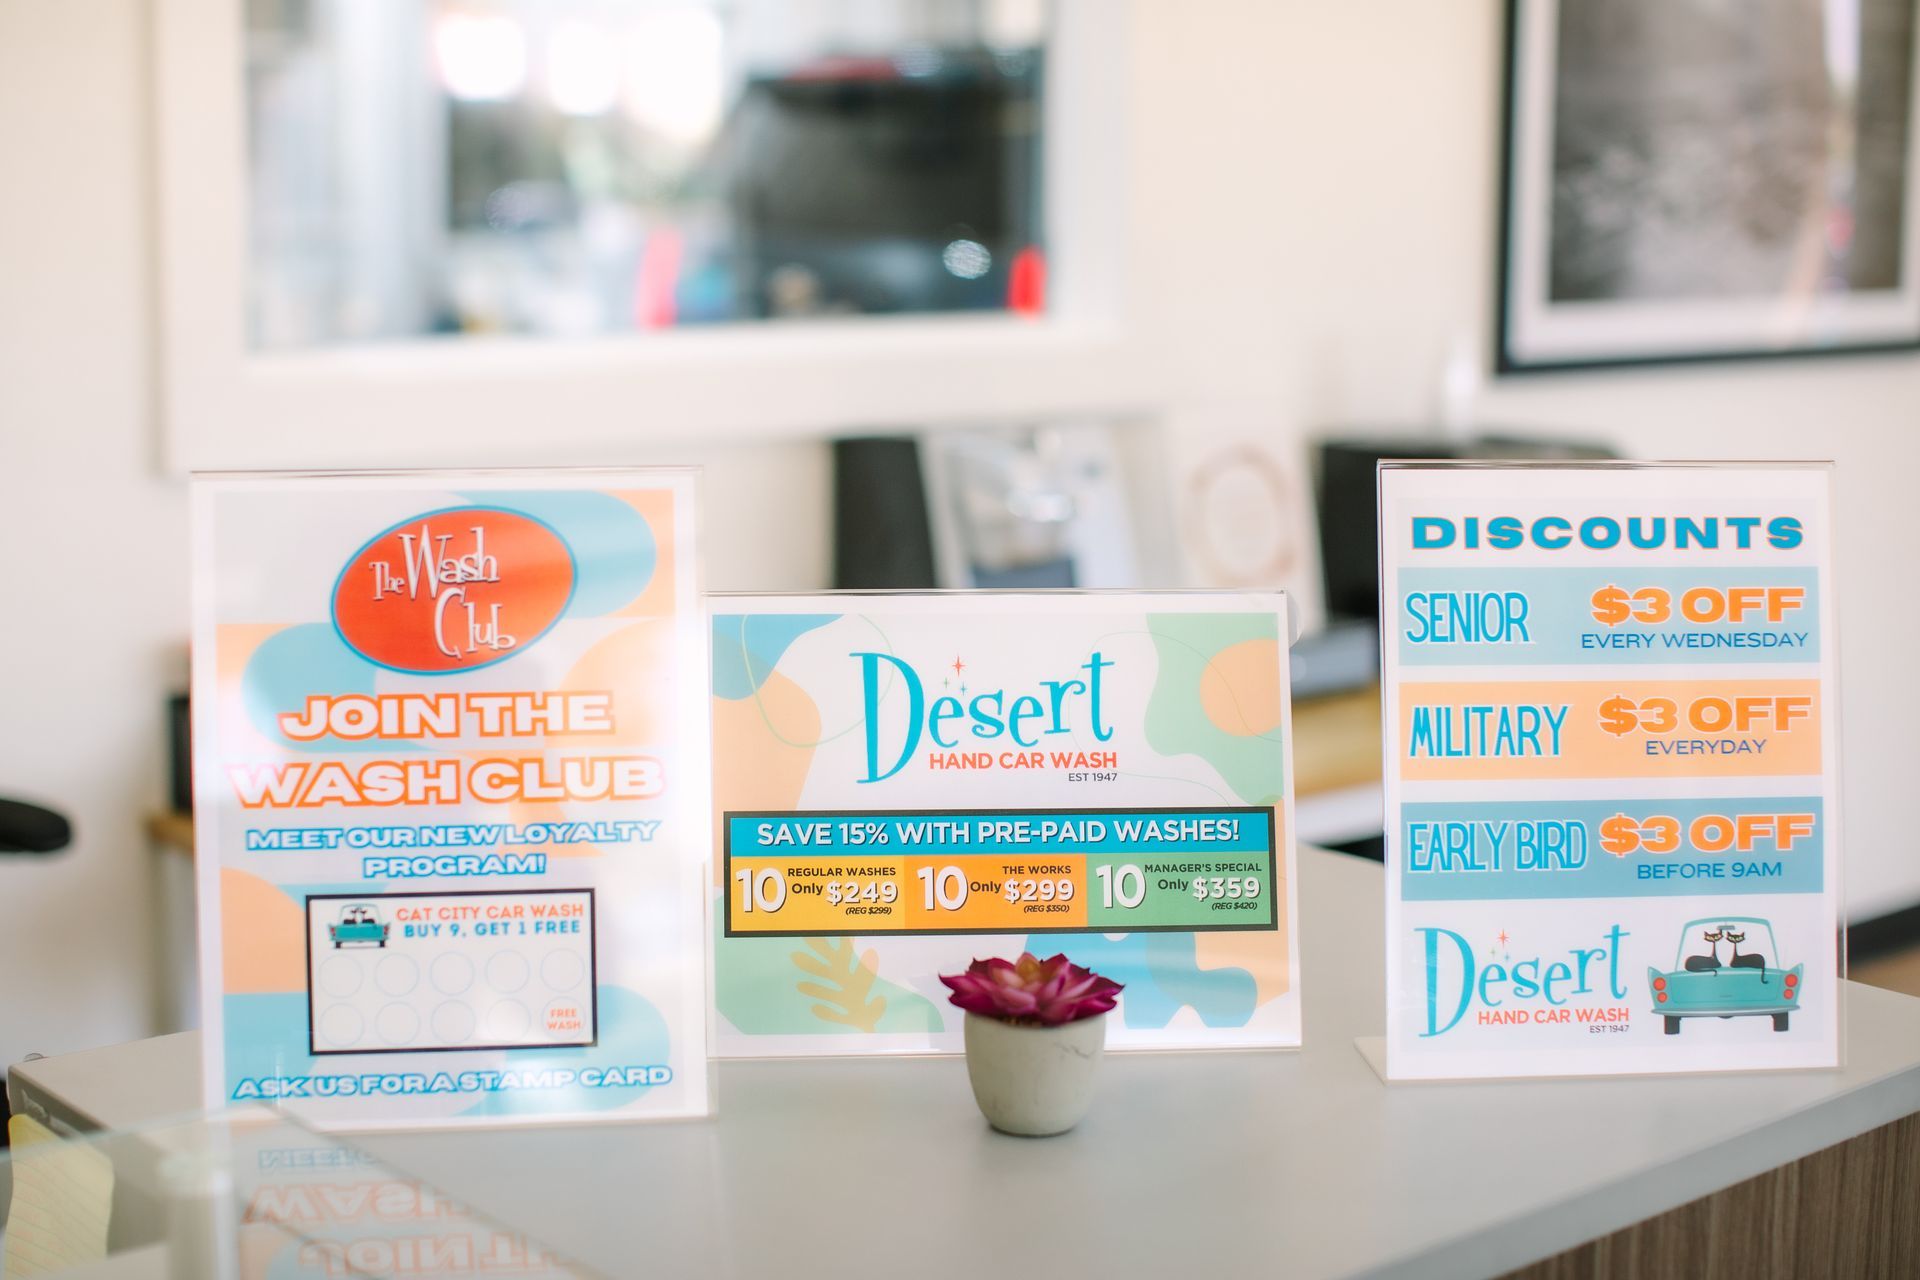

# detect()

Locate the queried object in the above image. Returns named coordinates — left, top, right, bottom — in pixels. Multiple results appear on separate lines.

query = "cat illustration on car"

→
left=327, top=903, right=390, bottom=948
left=1649, top=917, right=1801, bottom=1035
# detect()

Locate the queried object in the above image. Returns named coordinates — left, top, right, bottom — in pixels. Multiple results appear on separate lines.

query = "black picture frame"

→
left=1497, top=0, right=1920, bottom=374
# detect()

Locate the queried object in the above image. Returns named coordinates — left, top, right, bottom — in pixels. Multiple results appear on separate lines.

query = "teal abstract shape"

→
left=223, top=992, right=318, bottom=1091
left=222, top=987, right=674, bottom=1120
left=266, top=1239, right=334, bottom=1280
left=711, top=613, right=839, bottom=699
left=1143, top=612, right=1286, bottom=805
left=1023, top=932, right=1257, bottom=1029
left=288, top=882, right=390, bottom=900
left=244, top=624, right=398, bottom=752
left=460, top=985, right=672, bottom=1117
left=462, top=490, right=655, bottom=617
left=715, top=901, right=943, bottom=1035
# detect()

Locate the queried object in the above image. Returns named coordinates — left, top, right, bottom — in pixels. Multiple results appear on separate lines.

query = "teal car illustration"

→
left=1649, top=916, right=1801, bottom=1035
left=328, top=903, right=389, bottom=948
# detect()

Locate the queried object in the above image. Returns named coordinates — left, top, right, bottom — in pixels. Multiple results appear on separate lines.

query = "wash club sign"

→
left=332, top=508, right=577, bottom=673
left=192, top=470, right=713, bottom=1130
left=1379, top=463, right=1841, bottom=1081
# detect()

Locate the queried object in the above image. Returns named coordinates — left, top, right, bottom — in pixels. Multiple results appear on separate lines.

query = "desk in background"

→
left=1292, top=682, right=1384, bottom=850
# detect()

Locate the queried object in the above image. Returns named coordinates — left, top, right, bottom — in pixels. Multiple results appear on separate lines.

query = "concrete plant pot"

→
left=962, top=1011, right=1107, bottom=1136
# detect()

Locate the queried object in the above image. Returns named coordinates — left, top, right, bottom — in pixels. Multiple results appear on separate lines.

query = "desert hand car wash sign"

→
left=1378, top=463, right=1841, bottom=1079
left=709, top=592, right=1301, bottom=1056
left=192, top=470, right=712, bottom=1128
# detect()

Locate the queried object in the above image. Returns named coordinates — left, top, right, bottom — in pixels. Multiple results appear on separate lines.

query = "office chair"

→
left=0, top=798, right=70, bottom=855
left=0, top=797, right=70, bottom=1147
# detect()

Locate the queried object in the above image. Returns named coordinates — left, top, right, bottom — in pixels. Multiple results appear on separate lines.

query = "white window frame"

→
left=153, top=0, right=1161, bottom=471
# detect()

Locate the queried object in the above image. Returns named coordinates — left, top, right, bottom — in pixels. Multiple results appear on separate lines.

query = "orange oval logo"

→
left=332, top=508, right=575, bottom=674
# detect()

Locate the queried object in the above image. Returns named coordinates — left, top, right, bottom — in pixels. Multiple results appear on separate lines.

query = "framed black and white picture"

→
left=1498, top=0, right=1920, bottom=372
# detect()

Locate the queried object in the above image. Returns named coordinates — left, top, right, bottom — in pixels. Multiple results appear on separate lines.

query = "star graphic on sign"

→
left=951, top=656, right=966, bottom=677
left=1496, top=930, right=1511, bottom=948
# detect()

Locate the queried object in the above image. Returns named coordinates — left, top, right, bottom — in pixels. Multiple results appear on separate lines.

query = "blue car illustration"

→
left=1648, top=916, right=1801, bottom=1035
left=327, top=903, right=389, bottom=949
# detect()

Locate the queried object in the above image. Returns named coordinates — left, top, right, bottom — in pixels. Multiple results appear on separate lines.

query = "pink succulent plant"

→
left=940, top=952, right=1123, bottom=1027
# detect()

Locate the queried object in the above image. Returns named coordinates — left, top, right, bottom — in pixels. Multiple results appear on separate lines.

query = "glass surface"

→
left=0, top=1110, right=596, bottom=1278
left=244, top=0, right=1050, bottom=349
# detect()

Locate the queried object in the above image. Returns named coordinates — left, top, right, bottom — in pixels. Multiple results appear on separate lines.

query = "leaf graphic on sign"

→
left=792, top=937, right=888, bottom=1031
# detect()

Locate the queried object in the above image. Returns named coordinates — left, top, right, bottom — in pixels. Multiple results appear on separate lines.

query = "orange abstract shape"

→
left=1194, top=911, right=1291, bottom=1004
left=613, top=489, right=678, bottom=618
left=710, top=669, right=819, bottom=886
left=503, top=796, right=590, bottom=859
left=237, top=1224, right=294, bottom=1276
left=431, top=618, right=677, bottom=850
left=791, top=938, right=889, bottom=1031
left=1196, top=801, right=1289, bottom=1003
left=220, top=869, right=308, bottom=993
left=1199, top=638, right=1285, bottom=737
left=558, top=618, right=678, bottom=748
left=216, top=624, right=290, bottom=758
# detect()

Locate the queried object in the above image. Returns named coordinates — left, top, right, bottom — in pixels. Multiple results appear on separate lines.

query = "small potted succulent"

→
left=940, top=952, right=1123, bottom=1136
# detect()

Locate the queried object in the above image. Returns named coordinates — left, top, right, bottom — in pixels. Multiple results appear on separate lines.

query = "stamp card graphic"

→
left=305, top=890, right=597, bottom=1055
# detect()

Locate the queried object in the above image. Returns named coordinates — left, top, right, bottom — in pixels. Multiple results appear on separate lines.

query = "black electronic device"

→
left=730, top=50, right=1042, bottom=317
left=1314, top=432, right=1616, bottom=623
left=833, top=437, right=940, bottom=589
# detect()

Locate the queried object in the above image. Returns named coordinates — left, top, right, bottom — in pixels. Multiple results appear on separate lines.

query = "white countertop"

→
left=13, top=848, right=1920, bottom=1279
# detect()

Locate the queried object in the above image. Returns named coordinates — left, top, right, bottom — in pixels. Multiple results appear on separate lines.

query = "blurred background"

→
left=4, top=0, right=1920, bottom=1073
left=245, top=0, right=1048, bottom=344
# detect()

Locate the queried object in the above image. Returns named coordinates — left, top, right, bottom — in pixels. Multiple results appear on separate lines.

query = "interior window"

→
left=244, top=0, right=1050, bottom=347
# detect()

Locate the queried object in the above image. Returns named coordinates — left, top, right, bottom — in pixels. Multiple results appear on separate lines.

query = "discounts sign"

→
left=1380, top=463, right=1841, bottom=1079
left=710, top=593, right=1300, bottom=1054
left=191, top=471, right=713, bottom=1128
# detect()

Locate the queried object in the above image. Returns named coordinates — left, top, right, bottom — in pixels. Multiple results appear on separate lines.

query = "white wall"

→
left=1, top=0, right=178, bottom=1068
left=0, top=1, right=833, bottom=1072
left=1, top=0, right=1915, bottom=1071
left=1123, top=1, right=1920, bottom=919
